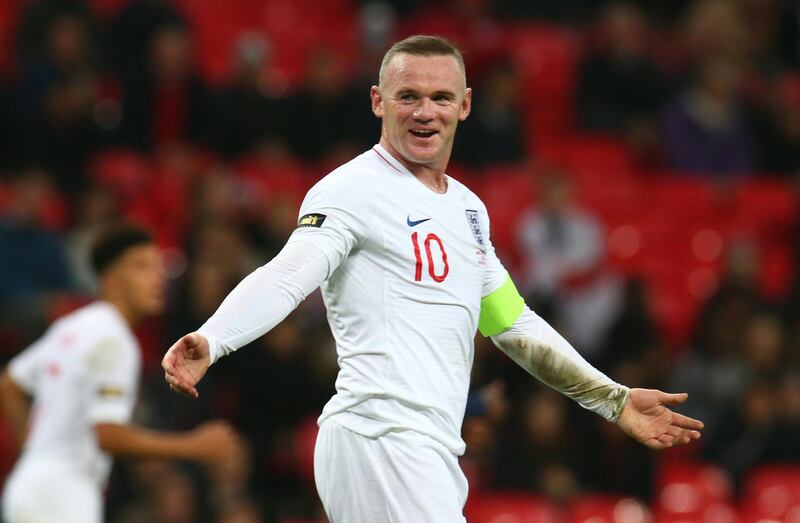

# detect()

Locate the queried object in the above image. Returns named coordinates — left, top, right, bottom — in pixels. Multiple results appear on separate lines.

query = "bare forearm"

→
left=0, top=371, right=31, bottom=449
left=490, top=307, right=629, bottom=422
left=95, top=423, right=202, bottom=460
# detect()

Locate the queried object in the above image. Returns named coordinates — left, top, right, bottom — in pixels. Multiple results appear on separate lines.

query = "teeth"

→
left=411, top=130, right=435, bottom=136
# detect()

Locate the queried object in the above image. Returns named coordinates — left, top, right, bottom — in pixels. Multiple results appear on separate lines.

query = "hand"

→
left=616, top=388, right=703, bottom=450
left=162, top=332, right=210, bottom=399
left=187, top=420, right=246, bottom=465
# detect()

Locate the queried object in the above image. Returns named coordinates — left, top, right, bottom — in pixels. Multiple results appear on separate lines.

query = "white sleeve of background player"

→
left=7, top=333, right=52, bottom=395
left=86, top=338, right=140, bottom=424
left=197, top=241, right=330, bottom=364
left=491, top=309, right=630, bottom=422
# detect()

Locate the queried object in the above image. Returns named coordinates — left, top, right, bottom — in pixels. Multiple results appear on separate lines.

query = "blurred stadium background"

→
left=0, top=0, right=799, bottom=521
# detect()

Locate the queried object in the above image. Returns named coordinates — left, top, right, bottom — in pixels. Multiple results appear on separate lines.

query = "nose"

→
left=413, top=97, right=435, bottom=122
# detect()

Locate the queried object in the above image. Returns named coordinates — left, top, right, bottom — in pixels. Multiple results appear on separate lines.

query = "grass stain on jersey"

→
left=499, top=337, right=628, bottom=422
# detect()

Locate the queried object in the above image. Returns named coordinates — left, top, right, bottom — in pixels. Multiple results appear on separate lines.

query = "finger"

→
left=165, top=373, right=199, bottom=399
left=169, top=383, right=198, bottom=399
left=671, top=412, right=704, bottom=430
left=660, top=392, right=689, bottom=405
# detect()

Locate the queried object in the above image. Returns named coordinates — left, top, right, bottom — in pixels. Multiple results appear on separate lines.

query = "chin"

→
left=402, top=147, right=440, bottom=165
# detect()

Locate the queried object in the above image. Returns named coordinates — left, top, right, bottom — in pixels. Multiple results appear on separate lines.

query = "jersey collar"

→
left=372, top=144, right=412, bottom=177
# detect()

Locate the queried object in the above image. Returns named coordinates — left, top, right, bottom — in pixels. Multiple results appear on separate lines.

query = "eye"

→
left=399, top=93, right=417, bottom=102
left=432, top=94, right=452, bottom=104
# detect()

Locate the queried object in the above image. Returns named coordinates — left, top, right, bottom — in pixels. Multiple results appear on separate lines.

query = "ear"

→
left=370, top=85, right=384, bottom=118
left=459, top=87, right=472, bottom=121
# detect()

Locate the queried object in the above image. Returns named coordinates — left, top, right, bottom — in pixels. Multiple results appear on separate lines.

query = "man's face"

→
left=371, top=54, right=471, bottom=169
left=110, top=244, right=166, bottom=317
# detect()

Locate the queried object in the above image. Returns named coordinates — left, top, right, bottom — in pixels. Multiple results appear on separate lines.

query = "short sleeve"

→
left=8, top=334, right=51, bottom=394
left=288, top=172, right=373, bottom=278
left=84, top=337, right=140, bottom=425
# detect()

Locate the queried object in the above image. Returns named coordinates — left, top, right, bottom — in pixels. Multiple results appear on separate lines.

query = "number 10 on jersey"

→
left=411, top=232, right=449, bottom=283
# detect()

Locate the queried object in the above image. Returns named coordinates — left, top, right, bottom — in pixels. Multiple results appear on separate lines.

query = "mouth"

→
left=409, top=129, right=438, bottom=139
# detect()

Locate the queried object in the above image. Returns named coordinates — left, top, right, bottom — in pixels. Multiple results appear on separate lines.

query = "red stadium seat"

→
left=655, top=462, right=734, bottom=520
left=88, top=148, right=152, bottom=201
left=655, top=503, right=741, bottom=523
left=465, top=492, right=560, bottom=523
left=569, top=495, right=652, bottom=523
left=505, top=24, right=581, bottom=139
left=742, top=466, right=800, bottom=522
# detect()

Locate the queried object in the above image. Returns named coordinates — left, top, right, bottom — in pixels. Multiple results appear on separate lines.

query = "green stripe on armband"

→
left=478, top=275, right=525, bottom=337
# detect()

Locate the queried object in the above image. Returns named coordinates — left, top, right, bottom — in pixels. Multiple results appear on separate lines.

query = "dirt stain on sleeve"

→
left=499, top=336, right=629, bottom=422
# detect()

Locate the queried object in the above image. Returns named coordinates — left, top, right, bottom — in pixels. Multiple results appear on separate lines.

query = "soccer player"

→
left=163, top=36, right=703, bottom=522
left=1, top=225, right=243, bottom=523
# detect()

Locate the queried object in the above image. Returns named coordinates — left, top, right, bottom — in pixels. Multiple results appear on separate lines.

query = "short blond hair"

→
left=378, top=35, right=466, bottom=88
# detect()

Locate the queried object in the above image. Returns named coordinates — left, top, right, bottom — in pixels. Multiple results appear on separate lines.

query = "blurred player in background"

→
left=163, top=35, right=704, bottom=522
left=0, top=224, right=244, bottom=523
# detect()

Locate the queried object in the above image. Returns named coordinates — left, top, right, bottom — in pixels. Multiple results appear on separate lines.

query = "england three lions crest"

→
left=465, top=209, right=486, bottom=253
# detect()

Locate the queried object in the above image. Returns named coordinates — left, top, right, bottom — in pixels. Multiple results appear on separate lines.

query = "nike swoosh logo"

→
left=407, top=216, right=431, bottom=227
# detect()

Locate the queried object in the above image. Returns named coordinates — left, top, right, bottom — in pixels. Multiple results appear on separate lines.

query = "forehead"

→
left=119, top=244, right=159, bottom=265
left=383, top=53, right=465, bottom=92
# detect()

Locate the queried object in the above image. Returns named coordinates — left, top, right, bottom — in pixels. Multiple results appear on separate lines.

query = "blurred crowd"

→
left=0, top=0, right=800, bottom=522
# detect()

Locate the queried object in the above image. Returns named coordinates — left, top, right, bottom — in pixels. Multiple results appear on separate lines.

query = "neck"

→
left=100, top=293, right=140, bottom=327
left=379, top=137, right=449, bottom=194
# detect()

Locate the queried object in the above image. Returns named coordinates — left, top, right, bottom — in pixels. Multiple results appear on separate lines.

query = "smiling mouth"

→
left=409, top=129, right=437, bottom=138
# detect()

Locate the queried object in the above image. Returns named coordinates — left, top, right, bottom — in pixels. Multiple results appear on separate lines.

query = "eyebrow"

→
left=395, top=88, right=457, bottom=99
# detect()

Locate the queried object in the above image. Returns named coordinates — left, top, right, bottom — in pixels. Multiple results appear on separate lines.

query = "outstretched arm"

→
left=485, top=281, right=702, bottom=449
left=163, top=240, right=329, bottom=398
left=95, top=420, right=245, bottom=464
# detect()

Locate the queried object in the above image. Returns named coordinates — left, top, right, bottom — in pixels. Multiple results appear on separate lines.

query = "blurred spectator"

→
left=576, top=3, right=665, bottom=162
left=118, top=23, right=215, bottom=150
left=0, top=169, right=71, bottom=300
left=679, top=0, right=750, bottom=66
left=517, top=172, right=623, bottom=357
left=752, top=73, right=800, bottom=173
left=460, top=380, right=508, bottom=493
left=600, top=278, right=668, bottom=390
left=660, top=56, right=757, bottom=175
left=703, top=376, right=791, bottom=485
left=16, top=72, right=107, bottom=194
left=453, top=61, right=525, bottom=167
left=671, top=240, right=765, bottom=436
left=149, top=466, right=201, bottom=523
left=285, top=46, right=364, bottom=163
left=778, top=0, right=800, bottom=68
left=214, top=498, right=263, bottom=523
left=742, top=312, right=787, bottom=378
left=107, top=0, right=186, bottom=86
left=215, top=33, right=290, bottom=158
left=14, top=1, right=97, bottom=116
left=578, top=413, right=655, bottom=501
left=493, top=386, right=583, bottom=500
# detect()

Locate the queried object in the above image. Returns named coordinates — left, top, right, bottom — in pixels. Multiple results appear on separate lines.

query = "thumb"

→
left=660, top=392, right=688, bottom=405
left=182, top=332, right=200, bottom=348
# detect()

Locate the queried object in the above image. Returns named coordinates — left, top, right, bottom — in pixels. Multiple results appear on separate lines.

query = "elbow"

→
left=94, top=423, right=122, bottom=453
left=0, top=369, right=24, bottom=404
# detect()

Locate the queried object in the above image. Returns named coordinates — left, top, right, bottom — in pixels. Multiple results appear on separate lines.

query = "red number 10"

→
left=411, top=232, right=449, bottom=283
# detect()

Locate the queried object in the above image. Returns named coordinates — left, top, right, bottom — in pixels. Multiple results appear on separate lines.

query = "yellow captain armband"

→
left=478, top=275, right=525, bottom=337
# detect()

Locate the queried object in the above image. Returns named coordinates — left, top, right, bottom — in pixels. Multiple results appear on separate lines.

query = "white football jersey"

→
left=6, top=301, right=140, bottom=488
left=291, top=144, right=508, bottom=455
